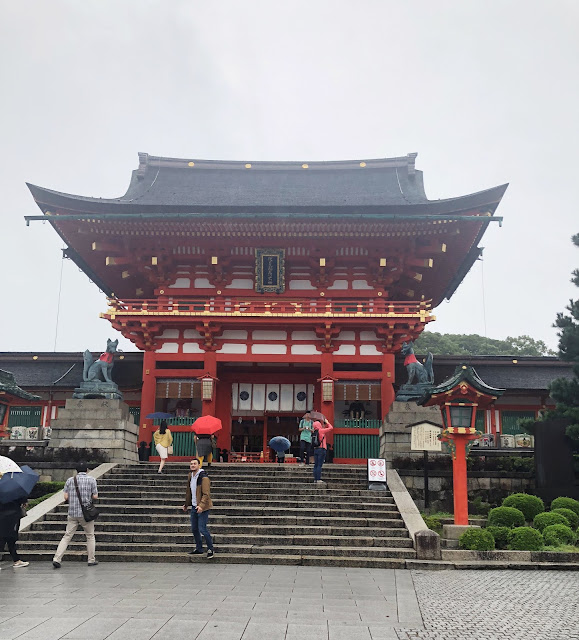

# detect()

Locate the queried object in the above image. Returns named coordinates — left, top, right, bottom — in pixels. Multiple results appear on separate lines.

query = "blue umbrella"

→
left=146, top=412, right=173, bottom=420
left=269, top=436, right=291, bottom=453
left=0, top=466, right=39, bottom=504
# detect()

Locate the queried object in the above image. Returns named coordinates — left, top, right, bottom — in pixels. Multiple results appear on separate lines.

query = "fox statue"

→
left=401, top=341, right=434, bottom=385
left=83, top=339, right=119, bottom=384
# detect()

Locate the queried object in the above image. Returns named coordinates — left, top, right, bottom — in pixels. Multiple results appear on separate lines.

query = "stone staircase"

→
left=14, top=463, right=416, bottom=568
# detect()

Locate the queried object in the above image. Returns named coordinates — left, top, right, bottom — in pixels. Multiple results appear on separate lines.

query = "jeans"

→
left=313, top=448, right=327, bottom=481
left=0, top=537, right=20, bottom=562
left=190, top=508, right=214, bottom=551
left=299, top=440, right=312, bottom=465
left=53, top=517, right=96, bottom=563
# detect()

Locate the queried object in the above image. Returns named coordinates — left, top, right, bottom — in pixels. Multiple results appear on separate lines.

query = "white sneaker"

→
left=13, top=561, right=29, bottom=568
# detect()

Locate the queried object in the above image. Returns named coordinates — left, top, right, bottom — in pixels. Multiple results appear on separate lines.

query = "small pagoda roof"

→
left=418, top=364, right=505, bottom=406
left=27, top=152, right=507, bottom=215
left=0, top=369, right=40, bottom=401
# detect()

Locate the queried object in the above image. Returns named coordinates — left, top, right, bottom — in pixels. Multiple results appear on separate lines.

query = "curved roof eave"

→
left=26, top=182, right=508, bottom=217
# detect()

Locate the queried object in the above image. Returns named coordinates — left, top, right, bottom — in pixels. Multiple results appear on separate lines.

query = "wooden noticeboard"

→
left=410, top=422, right=442, bottom=452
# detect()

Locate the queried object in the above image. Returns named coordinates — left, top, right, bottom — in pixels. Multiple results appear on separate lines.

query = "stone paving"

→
left=0, top=562, right=577, bottom=639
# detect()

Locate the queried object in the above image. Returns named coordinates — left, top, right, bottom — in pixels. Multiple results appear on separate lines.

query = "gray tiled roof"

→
left=0, top=354, right=143, bottom=389
left=27, top=153, right=508, bottom=215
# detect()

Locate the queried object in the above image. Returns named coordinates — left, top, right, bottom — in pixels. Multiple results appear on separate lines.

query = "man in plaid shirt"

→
left=52, top=462, right=99, bottom=568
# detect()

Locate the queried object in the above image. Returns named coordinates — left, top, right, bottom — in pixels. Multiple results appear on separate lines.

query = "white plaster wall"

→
left=194, top=278, right=214, bottom=288
left=184, top=329, right=202, bottom=339
left=156, top=342, right=179, bottom=353
left=251, top=344, right=287, bottom=354
left=327, top=280, right=348, bottom=289
left=183, top=343, right=204, bottom=353
left=221, top=330, right=248, bottom=339
left=337, top=331, right=355, bottom=341
left=252, top=330, right=287, bottom=340
left=334, top=344, right=356, bottom=355
left=360, top=331, right=378, bottom=341
left=291, top=331, right=320, bottom=341
left=169, top=278, right=191, bottom=288
left=225, top=279, right=253, bottom=289
left=352, top=279, right=372, bottom=289
left=291, top=344, right=320, bottom=355
left=218, top=343, right=248, bottom=354
left=289, top=280, right=316, bottom=290
left=159, top=329, right=180, bottom=339
left=360, top=344, right=381, bottom=356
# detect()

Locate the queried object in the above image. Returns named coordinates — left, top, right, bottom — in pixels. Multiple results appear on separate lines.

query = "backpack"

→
left=312, top=429, right=322, bottom=448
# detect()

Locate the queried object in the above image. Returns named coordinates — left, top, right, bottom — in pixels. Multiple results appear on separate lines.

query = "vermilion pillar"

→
left=440, top=427, right=480, bottom=526
left=140, top=350, right=157, bottom=445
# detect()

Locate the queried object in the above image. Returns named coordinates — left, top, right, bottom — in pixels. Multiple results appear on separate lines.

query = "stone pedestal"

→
left=380, top=401, right=441, bottom=463
left=48, top=398, right=138, bottom=463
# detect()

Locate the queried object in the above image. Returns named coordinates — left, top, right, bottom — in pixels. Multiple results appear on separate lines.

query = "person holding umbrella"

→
left=269, top=436, right=291, bottom=464
left=192, top=416, right=222, bottom=467
left=0, top=456, right=39, bottom=568
left=298, top=412, right=314, bottom=465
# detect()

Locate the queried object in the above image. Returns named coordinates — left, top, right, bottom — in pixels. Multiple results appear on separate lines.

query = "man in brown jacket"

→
left=182, top=458, right=214, bottom=558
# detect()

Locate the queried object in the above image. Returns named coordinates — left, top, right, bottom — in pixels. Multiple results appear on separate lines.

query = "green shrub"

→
left=423, top=515, right=443, bottom=534
left=507, top=527, right=544, bottom=551
left=533, top=511, right=569, bottom=532
left=459, top=528, right=495, bottom=551
left=29, top=481, right=65, bottom=499
left=542, top=524, right=577, bottom=547
left=26, top=491, right=60, bottom=509
left=552, top=508, right=579, bottom=530
left=486, top=526, right=510, bottom=550
left=502, top=493, right=545, bottom=521
left=487, top=506, right=525, bottom=528
left=550, top=497, right=579, bottom=516
left=469, top=496, right=491, bottom=516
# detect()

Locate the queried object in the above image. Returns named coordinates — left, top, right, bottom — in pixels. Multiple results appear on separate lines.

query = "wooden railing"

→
left=106, top=297, right=432, bottom=319
left=335, top=419, right=383, bottom=429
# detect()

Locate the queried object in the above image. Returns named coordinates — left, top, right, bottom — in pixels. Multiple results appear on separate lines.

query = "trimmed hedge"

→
left=502, top=494, right=545, bottom=521
left=486, top=525, right=510, bottom=550
left=487, top=506, right=525, bottom=528
left=29, top=481, right=65, bottom=500
left=552, top=508, right=579, bottom=530
left=459, top=528, right=495, bottom=551
left=423, top=515, right=443, bottom=534
left=542, top=524, right=577, bottom=547
left=507, top=527, right=544, bottom=551
left=550, top=497, right=579, bottom=516
left=533, top=511, right=569, bottom=532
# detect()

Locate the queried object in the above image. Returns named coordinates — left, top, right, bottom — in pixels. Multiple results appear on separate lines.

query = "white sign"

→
left=367, top=458, right=387, bottom=482
left=410, top=422, right=442, bottom=452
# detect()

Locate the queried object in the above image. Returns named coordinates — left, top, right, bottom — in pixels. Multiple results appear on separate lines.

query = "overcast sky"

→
left=1, top=1, right=577, bottom=354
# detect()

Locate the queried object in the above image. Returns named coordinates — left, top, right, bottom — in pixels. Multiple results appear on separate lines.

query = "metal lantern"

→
left=321, top=377, right=334, bottom=403
left=200, top=375, right=215, bottom=401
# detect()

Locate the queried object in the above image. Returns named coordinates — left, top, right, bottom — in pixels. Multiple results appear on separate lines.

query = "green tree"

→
left=550, top=233, right=579, bottom=440
left=414, top=332, right=555, bottom=357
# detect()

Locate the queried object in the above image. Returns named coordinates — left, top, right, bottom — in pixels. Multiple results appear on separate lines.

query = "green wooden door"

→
left=8, top=406, right=42, bottom=428
left=334, top=434, right=379, bottom=459
left=501, top=410, right=536, bottom=435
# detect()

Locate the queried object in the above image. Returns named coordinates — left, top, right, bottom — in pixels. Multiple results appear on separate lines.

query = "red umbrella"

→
left=191, top=415, right=222, bottom=435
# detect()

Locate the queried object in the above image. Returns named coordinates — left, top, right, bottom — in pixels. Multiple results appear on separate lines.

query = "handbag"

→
left=73, top=476, right=99, bottom=522
left=168, top=445, right=174, bottom=455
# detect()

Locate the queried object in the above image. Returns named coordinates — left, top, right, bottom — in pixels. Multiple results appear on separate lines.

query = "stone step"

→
left=94, top=496, right=398, bottom=509
left=50, top=505, right=402, bottom=519
left=95, top=488, right=391, bottom=499
left=3, top=548, right=409, bottom=569
left=31, top=520, right=410, bottom=537
left=19, top=530, right=413, bottom=547
left=14, top=539, right=415, bottom=558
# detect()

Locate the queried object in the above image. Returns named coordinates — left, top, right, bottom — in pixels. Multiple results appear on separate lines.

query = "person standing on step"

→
left=182, top=458, right=214, bottom=559
left=194, top=433, right=214, bottom=467
left=153, top=420, right=173, bottom=474
left=0, top=497, right=29, bottom=569
left=52, top=462, right=99, bottom=569
left=298, top=412, right=314, bottom=465
left=312, top=419, right=333, bottom=484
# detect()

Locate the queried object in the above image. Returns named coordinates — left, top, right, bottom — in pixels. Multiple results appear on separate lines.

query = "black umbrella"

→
left=0, top=466, right=39, bottom=504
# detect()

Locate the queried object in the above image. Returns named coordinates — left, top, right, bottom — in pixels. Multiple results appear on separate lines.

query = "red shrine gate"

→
left=27, top=153, right=506, bottom=461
